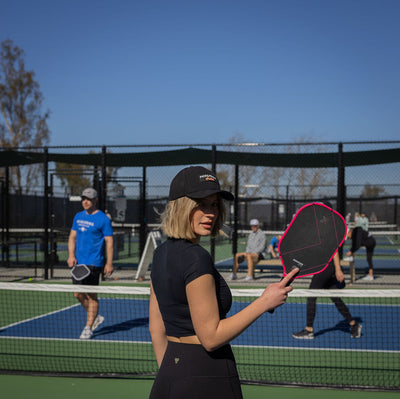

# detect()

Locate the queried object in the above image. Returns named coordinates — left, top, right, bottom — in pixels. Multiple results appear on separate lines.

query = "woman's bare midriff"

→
left=167, top=335, right=201, bottom=344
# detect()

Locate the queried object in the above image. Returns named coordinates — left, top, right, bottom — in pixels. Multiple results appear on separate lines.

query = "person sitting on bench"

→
left=229, top=219, right=267, bottom=281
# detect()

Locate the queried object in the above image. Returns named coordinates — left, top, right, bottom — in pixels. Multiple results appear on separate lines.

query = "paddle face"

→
left=71, top=264, right=91, bottom=281
left=279, top=203, right=347, bottom=279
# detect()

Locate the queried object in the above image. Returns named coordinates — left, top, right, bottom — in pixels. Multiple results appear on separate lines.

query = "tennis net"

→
left=0, top=282, right=399, bottom=390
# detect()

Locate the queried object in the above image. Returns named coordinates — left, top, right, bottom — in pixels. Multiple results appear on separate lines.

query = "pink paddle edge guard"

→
left=278, top=202, right=347, bottom=279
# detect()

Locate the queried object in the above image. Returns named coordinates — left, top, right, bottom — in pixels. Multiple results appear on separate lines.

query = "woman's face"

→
left=190, top=194, right=219, bottom=241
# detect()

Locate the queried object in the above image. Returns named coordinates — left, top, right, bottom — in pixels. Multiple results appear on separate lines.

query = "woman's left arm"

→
left=149, top=282, right=168, bottom=367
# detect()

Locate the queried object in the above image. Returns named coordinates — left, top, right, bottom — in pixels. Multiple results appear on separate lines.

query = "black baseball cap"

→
left=169, top=166, right=234, bottom=201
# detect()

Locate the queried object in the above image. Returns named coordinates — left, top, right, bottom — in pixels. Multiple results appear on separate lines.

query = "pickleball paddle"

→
left=269, top=202, right=347, bottom=313
left=71, top=264, right=91, bottom=281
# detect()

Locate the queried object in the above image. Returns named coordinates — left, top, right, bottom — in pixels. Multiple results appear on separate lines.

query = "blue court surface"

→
left=350, top=258, right=400, bottom=272
left=1, top=298, right=398, bottom=353
left=229, top=301, right=399, bottom=351
left=348, top=248, right=400, bottom=256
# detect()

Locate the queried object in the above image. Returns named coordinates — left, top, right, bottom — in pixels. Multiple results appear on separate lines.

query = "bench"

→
left=257, top=258, right=356, bottom=283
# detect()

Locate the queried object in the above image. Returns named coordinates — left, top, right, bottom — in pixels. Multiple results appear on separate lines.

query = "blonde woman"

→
left=149, top=166, right=297, bottom=398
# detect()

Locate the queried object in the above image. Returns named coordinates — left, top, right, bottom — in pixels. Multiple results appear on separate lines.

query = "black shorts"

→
left=309, top=261, right=336, bottom=289
left=258, top=253, right=265, bottom=261
left=72, top=265, right=102, bottom=285
left=149, top=341, right=243, bottom=399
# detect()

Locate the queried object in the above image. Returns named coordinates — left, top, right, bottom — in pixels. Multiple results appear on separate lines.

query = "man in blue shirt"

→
left=68, top=188, right=114, bottom=339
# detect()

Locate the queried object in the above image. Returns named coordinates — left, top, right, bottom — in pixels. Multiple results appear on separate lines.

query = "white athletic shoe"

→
left=243, top=275, right=255, bottom=281
left=227, top=274, right=237, bottom=280
left=80, top=326, right=93, bottom=339
left=92, top=314, right=104, bottom=331
left=343, top=256, right=354, bottom=262
left=351, top=323, right=362, bottom=338
left=359, top=274, right=374, bottom=281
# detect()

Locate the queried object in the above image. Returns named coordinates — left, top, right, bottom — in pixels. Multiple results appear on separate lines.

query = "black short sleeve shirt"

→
left=150, top=238, right=232, bottom=337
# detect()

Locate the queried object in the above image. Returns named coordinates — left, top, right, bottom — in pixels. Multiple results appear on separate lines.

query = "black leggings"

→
left=364, top=236, right=376, bottom=272
left=306, top=262, right=354, bottom=328
left=149, top=341, right=243, bottom=399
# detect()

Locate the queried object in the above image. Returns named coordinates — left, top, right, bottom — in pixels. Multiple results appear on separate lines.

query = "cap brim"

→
left=220, top=190, right=234, bottom=201
left=188, top=189, right=234, bottom=201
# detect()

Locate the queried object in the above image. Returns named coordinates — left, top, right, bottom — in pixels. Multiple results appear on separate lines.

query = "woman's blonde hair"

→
left=161, top=196, right=226, bottom=240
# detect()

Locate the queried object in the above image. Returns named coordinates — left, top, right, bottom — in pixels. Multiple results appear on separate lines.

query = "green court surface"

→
left=1, top=284, right=399, bottom=389
left=1, top=375, right=399, bottom=399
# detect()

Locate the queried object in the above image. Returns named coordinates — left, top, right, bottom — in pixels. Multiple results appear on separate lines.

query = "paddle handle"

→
left=268, top=267, right=298, bottom=314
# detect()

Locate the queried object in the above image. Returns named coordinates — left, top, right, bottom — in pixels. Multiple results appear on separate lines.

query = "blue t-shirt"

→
left=270, top=236, right=279, bottom=249
left=72, top=210, right=113, bottom=267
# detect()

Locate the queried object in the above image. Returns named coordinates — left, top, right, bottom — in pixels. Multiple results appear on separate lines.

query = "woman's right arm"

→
left=187, top=268, right=298, bottom=352
left=149, top=282, right=168, bottom=367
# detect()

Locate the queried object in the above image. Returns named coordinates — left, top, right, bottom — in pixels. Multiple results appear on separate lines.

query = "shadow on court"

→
left=94, top=317, right=149, bottom=337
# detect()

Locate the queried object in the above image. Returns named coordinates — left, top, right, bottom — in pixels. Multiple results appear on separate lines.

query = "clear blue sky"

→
left=1, top=0, right=400, bottom=147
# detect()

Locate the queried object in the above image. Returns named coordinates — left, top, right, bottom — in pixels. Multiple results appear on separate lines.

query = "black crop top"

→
left=150, top=238, right=232, bottom=337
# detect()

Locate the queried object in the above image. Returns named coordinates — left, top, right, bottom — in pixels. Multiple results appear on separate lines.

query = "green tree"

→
left=0, top=39, right=50, bottom=193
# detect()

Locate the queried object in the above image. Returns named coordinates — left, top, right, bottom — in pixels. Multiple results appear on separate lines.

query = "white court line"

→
left=0, top=335, right=397, bottom=354
left=0, top=303, right=80, bottom=331
left=231, top=343, right=399, bottom=354
left=0, top=335, right=152, bottom=345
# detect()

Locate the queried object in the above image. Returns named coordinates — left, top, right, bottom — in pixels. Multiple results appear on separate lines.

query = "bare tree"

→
left=284, top=135, right=334, bottom=199
left=55, top=150, right=119, bottom=196
left=217, top=133, right=335, bottom=200
left=0, top=39, right=50, bottom=193
left=55, top=162, right=92, bottom=196
left=361, top=183, right=386, bottom=198
left=217, top=133, right=272, bottom=198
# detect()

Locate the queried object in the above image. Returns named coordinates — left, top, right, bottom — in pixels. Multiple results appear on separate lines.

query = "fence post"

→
left=232, top=164, right=239, bottom=256
left=101, top=145, right=107, bottom=211
left=139, top=166, right=147, bottom=258
left=2, top=168, right=10, bottom=267
left=337, top=142, right=346, bottom=217
left=337, top=142, right=346, bottom=258
left=43, top=147, right=49, bottom=280
left=211, top=145, right=217, bottom=262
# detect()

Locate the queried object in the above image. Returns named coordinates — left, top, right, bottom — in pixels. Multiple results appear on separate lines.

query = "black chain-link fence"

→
left=1, top=141, right=399, bottom=279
